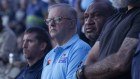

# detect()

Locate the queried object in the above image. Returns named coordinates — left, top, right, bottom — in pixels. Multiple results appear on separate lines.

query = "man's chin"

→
left=86, top=34, right=97, bottom=40
left=50, top=33, right=57, bottom=38
left=25, top=56, right=32, bottom=60
left=23, top=54, right=29, bottom=59
left=86, top=34, right=95, bottom=40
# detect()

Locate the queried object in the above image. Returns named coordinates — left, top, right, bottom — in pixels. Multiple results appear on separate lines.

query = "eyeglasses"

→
left=44, top=16, right=73, bottom=25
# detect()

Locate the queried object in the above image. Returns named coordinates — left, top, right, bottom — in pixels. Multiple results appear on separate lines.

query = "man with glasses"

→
left=41, top=3, right=91, bottom=79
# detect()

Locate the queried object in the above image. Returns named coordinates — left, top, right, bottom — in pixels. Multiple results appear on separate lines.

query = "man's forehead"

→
left=48, top=7, right=68, bottom=17
left=23, top=33, right=37, bottom=39
left=86, top=2, right=109, bottom=14
left=49, top=6, right=69, bottom=13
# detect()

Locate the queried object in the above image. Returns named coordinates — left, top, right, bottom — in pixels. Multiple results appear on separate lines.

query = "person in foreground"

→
left=16, top=27, right=52, bottom=79
left=41, top=3, right=91, bottom=79
left=76, top=0, right=140, bottom=79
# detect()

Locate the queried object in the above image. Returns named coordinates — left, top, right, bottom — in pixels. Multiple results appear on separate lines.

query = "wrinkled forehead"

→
left=85, top=2, right=109, bottom=15
left=24, top=32, right=37, bottom=39
left=48, top=7, right=72, bottom=18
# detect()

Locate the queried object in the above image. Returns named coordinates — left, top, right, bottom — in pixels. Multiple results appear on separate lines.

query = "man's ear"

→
left=40, top=43, right=47, bottom=51
left=69, top=20, right=76, bottom=29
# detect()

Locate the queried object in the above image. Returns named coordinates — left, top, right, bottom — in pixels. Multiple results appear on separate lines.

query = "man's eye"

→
left=84, top=15, right=88, bottom=19
left=56, top=17, right=62, bottom=21
left=84, top=15, right=88, bottom=20
left=46, top=19, right=51, bottom=22
left=54, top=17, right=62, bottom=23
left=95, top=13, right=102, bottom=17
left=45, top=19, right=51, bottom=24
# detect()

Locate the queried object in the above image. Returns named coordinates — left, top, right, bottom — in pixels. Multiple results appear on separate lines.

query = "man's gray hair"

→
left=48, top=3, right=77, bottom=19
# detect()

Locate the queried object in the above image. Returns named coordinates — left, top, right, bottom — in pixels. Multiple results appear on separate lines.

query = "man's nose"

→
left=49, top=19, right=56, bottom=27
left=22, top=41, right=28, bottom=48
left=85, top=17, right=95, bottom=24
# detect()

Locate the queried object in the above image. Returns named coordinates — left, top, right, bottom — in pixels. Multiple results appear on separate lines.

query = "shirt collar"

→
left=26, top=56, right=45, bottom=72
left=55, top=34, right=79, bottom=50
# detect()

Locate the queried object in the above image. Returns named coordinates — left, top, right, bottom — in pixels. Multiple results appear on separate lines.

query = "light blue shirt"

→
left=41, top=34, right=91, bottom=79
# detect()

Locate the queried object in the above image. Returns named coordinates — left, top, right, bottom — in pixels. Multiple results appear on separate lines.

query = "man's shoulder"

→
left=74, top=38, right=90, bottom=48
left=65, top=34, right=91, bottom=50
left=45, top=48, right=55, bottom=55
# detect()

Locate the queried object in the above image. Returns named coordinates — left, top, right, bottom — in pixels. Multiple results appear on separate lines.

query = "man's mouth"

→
left=85, top=28, right=96, bottom=33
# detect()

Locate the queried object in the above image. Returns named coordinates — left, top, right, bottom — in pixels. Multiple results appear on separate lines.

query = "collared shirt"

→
left=16, top=57, right=44, bottom=79
left=41, top=34, right=91, bottom=79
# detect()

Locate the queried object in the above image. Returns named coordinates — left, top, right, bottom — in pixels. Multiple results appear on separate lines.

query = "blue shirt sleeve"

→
left=66, top=48, right=90, bottom=79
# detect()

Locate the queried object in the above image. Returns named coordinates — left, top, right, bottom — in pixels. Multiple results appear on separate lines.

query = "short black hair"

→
left=94, top=0, right=116, bottom=15
left=24, top=27, right=52, bottom=52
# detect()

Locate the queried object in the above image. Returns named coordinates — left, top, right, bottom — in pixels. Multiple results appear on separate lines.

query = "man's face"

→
left=84, top=3, right=107, bottom=41
left=22, top=33, right=42, bottom=60
left=46, top=7, right=72, bottom=39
